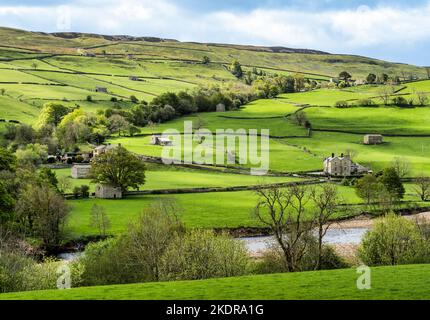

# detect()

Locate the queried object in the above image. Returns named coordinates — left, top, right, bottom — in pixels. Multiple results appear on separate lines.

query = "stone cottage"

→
left=364, top=134, right=383, bottom=145
left=95, top=184, right=122, bottom=199
left=71, top=164, right=91, bottom=179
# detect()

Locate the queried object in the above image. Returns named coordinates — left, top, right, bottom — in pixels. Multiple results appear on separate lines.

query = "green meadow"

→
left=2, top=264, right=429, bottom=300
left=65, top=183, right=421, bottom=237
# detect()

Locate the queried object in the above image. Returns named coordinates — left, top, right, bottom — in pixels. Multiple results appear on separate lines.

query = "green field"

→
left=55, top=165, right=298, bottom=193
left=1, top=264, right=429, bottom=300
left=65, top=182, right=422, bottom=237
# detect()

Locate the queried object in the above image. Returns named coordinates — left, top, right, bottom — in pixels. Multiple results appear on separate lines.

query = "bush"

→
left=334, top=100, right=349, bottom=108
left=358, top=213, right=430, bottom=266
left=392, top=96, right=412, bottom=107
left=0, top=249, right=33, bottom=293
left=356, top=98, right=375, bottom=106
left=254, top=241, right=348, bottom=274
left=77, top=238, right=134, bottom=286
left=160, top=230, right=249, bottom=281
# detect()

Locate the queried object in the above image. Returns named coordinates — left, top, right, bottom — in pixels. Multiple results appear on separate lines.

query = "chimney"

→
left=331, top=153, right=334, bottom=158
left=341, top=153, right=344, bottom=158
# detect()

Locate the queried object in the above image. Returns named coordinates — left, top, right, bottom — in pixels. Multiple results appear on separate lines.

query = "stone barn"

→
left=71, top=164, right=91, bottom=179
left=95, top=87, right=108, bottom=93
left=151, top=135, right=173, bottom=146
left=364, top=134, right=383, bottom=145
left=95, top=184, right=122, bottom=199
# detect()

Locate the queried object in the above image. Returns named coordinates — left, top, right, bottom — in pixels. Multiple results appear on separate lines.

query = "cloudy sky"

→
left=1, top=0, right=429, bottom=65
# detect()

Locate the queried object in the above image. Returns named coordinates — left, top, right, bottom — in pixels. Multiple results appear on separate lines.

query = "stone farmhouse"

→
left=71, top=164, right=91, bottom=179
left=364, top=134, right=383, bottom=145
left=95, top=184, right=122, bottom=199
left=323, top=153, right=370, bottom=177
left=151, top=135, right=173, bottom=146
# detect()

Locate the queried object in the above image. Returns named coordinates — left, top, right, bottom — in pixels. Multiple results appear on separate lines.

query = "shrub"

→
left=0, top=249, right=33, bottom=293
left=392, top=96, right=411, bottom=107
left=358, top=213, right=429, bottom=266
left=86, top=95, right=93, bottom=102
left=77, top=238, right=133, bottom=286
left=160, top=230, right=249, bottom=281
left=356, top=98, right=375, bottom=106
left=334, top=100, right=349, bottom=108
left=254, top=241, right=348, bottom=274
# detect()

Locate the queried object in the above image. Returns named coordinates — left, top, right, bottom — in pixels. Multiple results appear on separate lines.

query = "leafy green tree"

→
left=35, top=103, right=70, bottom=129
left=355, top=174, right=382, bottom=205
left=339, top=71, right=352, bottom=82
left=90, top=145, right=146, bottom=192
left=202, top=56, right=210, bottom=64
left=378, top=167, right=405, bottom=201
left=0, top=88, right=5, bottom=95
left=108, top=114, right=130, bottom=136
left=230, top=60, right=243, bottom=78
left=38, top=168, right=58, bottom=190
left=366, top=73, right=377, bottom=84
left=15, top=143, right=48, bottom=167
left=130, top=95, right=139, bottom=103
left=0, top=147, right=16, bottom=172
left=15, top=184, right=70, bottom=247
left=359, top=213, right=427, bottom=265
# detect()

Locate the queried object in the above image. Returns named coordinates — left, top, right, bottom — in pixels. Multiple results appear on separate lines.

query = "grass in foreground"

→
left=1, top=264, right=429, bottom=300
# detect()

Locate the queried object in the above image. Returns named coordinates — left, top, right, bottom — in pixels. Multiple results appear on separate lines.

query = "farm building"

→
left=151, top=135, right=173, bottom=146
left=323, top=153, right=370, bottom=176
left=95, top=87, right=108, bottom=93
left=93, top=144, right=117, bottom=157
left=95, top=184, right=122, bottom=199
left=71, top=164, right=91, bottom=179
left=129, top=76, right=139, bottom=81
left=364, top=134, right=383, bottom=145
left=82, top=52, right=96, bottom=57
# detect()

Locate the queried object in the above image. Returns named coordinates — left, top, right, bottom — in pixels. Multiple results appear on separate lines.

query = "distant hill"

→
left=0, top=26, right=427, bottom=80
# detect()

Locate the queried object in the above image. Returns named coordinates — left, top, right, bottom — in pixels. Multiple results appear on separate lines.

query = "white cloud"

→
left=0, top=0, right=430, bottom=62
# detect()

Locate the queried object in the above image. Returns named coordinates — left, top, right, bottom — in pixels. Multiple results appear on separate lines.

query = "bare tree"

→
left=254, top=184, right=314, bottom=272
left=90, top=204, right=111, bottom=236
left=413, top=176, right=430, bottom=201
left=391, top=157, right=411, bottom=178
left=345, top=149, right=358, bottom=159
left=292, top=110, right=308, bottom=127
left=310, top=184, right=341, bottom=270
left=58, top=175, right=71, bottom=194
left=417, top=92, right=429, bottom=106
left=378, top=86, right=395, bottom=105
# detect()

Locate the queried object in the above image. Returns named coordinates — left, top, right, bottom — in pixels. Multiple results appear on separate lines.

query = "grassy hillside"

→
left=1, top=264, right=429, bottom=300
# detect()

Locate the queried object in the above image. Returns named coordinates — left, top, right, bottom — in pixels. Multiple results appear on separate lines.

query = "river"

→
left=239, top=227, right=369, bottom=255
